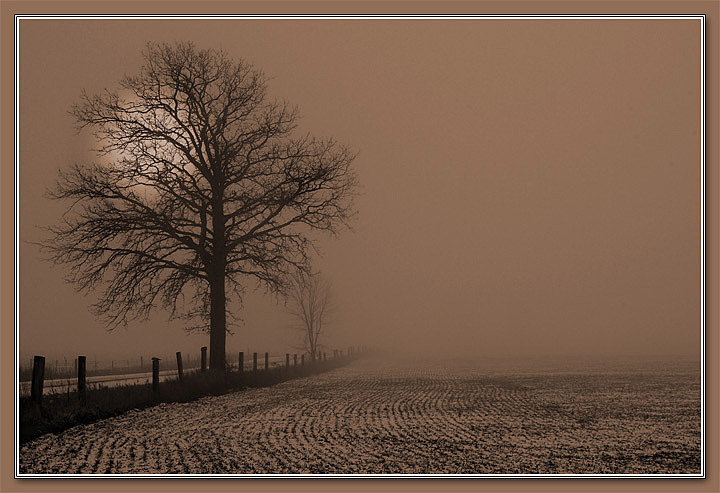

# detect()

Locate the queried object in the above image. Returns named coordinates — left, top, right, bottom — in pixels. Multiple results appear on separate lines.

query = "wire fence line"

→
left=20, top=346, right=365, bottom=399
left=18, top=351, right=327, bottom=382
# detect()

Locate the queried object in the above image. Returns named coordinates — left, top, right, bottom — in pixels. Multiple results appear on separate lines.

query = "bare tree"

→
left=287, top=271, right=332, bottom=361
left=40, top=42, right=358, bottom=370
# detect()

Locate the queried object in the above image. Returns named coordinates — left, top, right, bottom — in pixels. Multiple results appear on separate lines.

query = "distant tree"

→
left=287, top=271, right=332, bottom=361
left=41, top=42, right=358, bottom=370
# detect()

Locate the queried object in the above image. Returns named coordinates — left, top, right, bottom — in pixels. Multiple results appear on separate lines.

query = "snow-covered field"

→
left=18, top=356, right=700, bottom=475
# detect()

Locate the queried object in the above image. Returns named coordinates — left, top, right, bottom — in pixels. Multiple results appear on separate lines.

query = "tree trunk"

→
left=208, top=265, right=226, bottom=370
left=209, top=204, right=227, bottom=371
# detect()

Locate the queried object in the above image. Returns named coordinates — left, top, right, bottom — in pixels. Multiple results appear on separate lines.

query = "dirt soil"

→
left=19, top=356, right=701, bottom=475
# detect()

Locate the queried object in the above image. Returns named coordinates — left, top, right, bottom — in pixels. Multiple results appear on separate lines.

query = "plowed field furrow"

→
left=19, top=357, right=701, bottom=474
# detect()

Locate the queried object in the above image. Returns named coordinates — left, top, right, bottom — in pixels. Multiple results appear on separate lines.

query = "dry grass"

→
left=19, top=358, right=351, bottom=445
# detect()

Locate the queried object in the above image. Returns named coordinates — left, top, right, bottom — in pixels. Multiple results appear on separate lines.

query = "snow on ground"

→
left=19, top=357, right=700, bottom=474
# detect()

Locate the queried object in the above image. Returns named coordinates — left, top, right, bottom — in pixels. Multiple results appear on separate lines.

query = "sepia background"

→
left=18, top=18, right=701, bottom=366
left=2, top=0, right=717, bottom=487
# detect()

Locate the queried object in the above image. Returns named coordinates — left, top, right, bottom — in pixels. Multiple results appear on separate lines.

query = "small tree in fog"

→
left=287, top=271, right=332, bottom=361
left=41, top=42, right=357, bottom=371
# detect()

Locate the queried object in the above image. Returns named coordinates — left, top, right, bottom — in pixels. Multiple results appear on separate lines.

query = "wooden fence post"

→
left=253, top=352, right=257, bottom=373
left=152, top=357, right=160, bottom=398
left=286, top=353, right=290, bottom=369
left=77, top=355, right=86, bottom=401
left=140, top=355, right=143, bottom=369
left=323, top=352, right=327, bottom=362
left=176, top=352, right=184, bottom=382
left=31, top=356, right=45, bottom=406
left=201, top=346, right=207, bottom=372
left=264, top=352, right=269, bottom=371
left=301, top=354, right=305, bottom=367
left=294, top=354, right=298, bottom=367
left=238, top=352, right=244, bottom=373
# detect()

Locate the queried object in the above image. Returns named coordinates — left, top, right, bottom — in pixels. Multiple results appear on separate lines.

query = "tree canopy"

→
left=42, top=42, right=358, bottom=369
left=287, top=271, right=333, bottom=361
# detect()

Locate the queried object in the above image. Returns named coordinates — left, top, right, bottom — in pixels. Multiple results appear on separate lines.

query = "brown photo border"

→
left=1, top=1, right=717, bottom=492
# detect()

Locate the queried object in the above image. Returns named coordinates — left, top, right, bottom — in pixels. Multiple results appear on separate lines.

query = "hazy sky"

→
left=18, top=18, right=702, bottom=363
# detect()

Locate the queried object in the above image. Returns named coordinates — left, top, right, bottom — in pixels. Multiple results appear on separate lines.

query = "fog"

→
left=18, top=19, right=701, bottom=366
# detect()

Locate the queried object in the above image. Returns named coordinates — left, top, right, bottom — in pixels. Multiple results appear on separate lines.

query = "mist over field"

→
left=19, top=19, right=701, bottom=367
